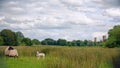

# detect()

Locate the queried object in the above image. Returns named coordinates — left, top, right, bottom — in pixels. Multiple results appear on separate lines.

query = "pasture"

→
left=0, top=46, right=120, bottom=68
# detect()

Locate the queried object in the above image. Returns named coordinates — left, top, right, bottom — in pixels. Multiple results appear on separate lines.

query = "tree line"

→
left=0, top=25, right=120, bottom=47
left=0, top=29, right=96, bottom=46
left=41, top=38, right=96, bottom=46
left=0, top=29, right=40, bottom=46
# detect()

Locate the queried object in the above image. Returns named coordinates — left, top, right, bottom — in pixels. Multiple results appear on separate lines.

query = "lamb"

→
left=36, top=51, right=45, bottom=59
left=5, top=46, right=18, bottom=58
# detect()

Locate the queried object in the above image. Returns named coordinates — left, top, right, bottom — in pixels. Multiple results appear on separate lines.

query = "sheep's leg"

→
left=16, top=56, right=18, bottom=58
left=13, top=56, right=16, bottom=59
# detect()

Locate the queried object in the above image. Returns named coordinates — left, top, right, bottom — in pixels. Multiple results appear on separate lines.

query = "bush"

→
left=0, top=36, right=4, bottom=46
left=21, top=38, right=33, bottom=46
left=41, top=48, right=50, bottom=54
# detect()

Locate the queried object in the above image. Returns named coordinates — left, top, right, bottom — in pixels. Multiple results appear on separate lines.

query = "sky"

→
left=0, top=0, right=120, bottom=41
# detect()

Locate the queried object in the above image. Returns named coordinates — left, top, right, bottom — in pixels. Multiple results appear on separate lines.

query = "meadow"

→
left=0, top=46, right=120, bottom=68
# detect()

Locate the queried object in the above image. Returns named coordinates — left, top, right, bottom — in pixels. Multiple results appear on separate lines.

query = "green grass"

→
left=0, top=46, right=120, bottom=68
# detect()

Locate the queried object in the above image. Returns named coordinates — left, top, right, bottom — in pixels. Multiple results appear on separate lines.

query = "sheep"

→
left=36, top=51, right=45, bottom=59
left=5, top=46, right=10, bottom=56
left=9, top=49, right=18, bottom=57
left=5, top=46, right=18, bottom=58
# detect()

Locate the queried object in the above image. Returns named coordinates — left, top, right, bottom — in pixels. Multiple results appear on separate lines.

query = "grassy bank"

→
left=0, top=46, right=120, bottom=68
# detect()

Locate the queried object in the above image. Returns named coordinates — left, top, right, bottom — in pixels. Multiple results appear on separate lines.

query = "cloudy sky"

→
left=0, top=0, right=120, bottom=41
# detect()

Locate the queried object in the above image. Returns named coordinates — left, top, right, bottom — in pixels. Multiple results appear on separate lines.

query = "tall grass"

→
left=0, top=46, right=120, bottom=68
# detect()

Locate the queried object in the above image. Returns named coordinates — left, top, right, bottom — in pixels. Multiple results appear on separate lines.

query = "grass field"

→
left=0, top=46, right=120, bottom=68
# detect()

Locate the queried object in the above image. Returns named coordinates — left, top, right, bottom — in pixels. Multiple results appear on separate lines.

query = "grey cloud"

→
left=59, top=0, right=83, bottom=12
left=0, top=22, right=9, bottom=27
left=60, top=0, right=83, bottom=7
left=2, top=17, right=33, bottom=24
left=34, top=22, right=72, bottom=30
left=0, top=0, right=7, bottom=7
left=111, top=17, right=120, bottom=22
left=0, top=0, right=27, bottom=15
left=93, top=0, right=120, bottom=7
left=3, top=17, right=19, bottom=23
left=35, top=26, right=71, bottom=30
left=66, top=21, right=87, bottom=26
left=104, top=0, right=120, bottom=7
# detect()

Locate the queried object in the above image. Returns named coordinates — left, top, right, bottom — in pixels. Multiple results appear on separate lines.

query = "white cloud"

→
left=66, top=12, right=94, bottom=25
left=9, top=22, right=34, bottom=29
left=11, top=7, right=24, bottom=11
left=11, top=16, right=35, bottom=22
left=7, top=1, right=18, bottom=6
left=78, top=7, right=96, bottom=12
left=106, top=8, right=120, bottom=17
left=0, top=0, right=119, bottom=41
left=61, top=0, right=84, bottom=6
left=0, top=16, right=5, bottom=21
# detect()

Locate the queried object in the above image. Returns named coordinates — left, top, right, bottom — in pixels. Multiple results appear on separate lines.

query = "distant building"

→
left=94, top=37, right=97, bottom=42
left=103, top=35, right=106, bottom=42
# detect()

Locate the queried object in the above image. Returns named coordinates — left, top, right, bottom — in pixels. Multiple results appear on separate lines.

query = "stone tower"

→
left=94, top=37, right=97, bottom=42
left=103, top=35, right=106, bottom=42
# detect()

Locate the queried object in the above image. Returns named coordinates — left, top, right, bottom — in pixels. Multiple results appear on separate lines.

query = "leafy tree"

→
left=57, top=39, right=67, bottom=46
left=16, top=31, right=24, bottom=39
left=80, top=41, right=85, bottom=46
left=87, top=40, right=94, bottom=46
left=0, top=36, right=4, bottom=45
left=16, top=31, right=24, bottom=45
left=0, top=29, right=18, bottom=46
left=41, top=38, right=56, bottom=45
left=32, top=39, right=41, bottom=45
left=83, top=40, right=88, bottom=46
left=41, top=40, right=47, bottom=45
left=67, top=41, right=72, bottom=46
left=75, top=40, right=82, bottom=46
left=105, top=39, right=115, bottom=48
left=21, top=38, right=33, bottom=46
left=106, top=25, right=120, bottom=48
left=71, top=40, right=77, bottom=46
left=67, top=40, right=82, bottom=46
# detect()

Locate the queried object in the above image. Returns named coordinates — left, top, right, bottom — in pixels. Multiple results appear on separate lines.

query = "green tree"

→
left=16, top=31, right=24, bottom=45
left=32, top=39, right=41, bottom=45
left=41, top=38, right=56, bottom=45
left=16, top=31, right=24, bottom=39
left=71, top=40, right=77, bottom=46
left=21, top=38, right=33, bottom=46
left=0, top=36, right=4, bottom=45
left=57, top=39, right=67, bottom=46
left=75, top=40, right=82, bottom=46
left=87, top=40, right=94, bottom=46
left=106, top=25, right=120, bottom=48
left=0, top=29, right=18, bottom=46
left=41, top=40, right=47, bottom=45
left=67, top=41, right=72, bottom=46
left=83, top=40, right=88, bottom=46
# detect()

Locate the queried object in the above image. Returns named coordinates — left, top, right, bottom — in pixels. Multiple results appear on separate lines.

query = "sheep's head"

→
left=36, top=51, right=39, bottom=54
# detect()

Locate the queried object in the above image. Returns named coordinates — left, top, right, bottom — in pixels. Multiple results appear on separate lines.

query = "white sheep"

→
left=9, top=49, right=18, bottom=57
left=4, top=46, right=18, bottom=58
left=5, top=46, right=10, bottom=56
left=36, top=51, right=45, bottom=59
